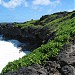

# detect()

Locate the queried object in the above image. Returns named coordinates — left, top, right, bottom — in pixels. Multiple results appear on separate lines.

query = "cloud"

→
left=67, top=9, right=74, bottom=12
left=48, top=0, right=60, bottom=8
left=31, top=0, right=61, bottom=11
left=0, top=0, right=29, bottom=8
left=0, top=0, right=1, bottom=4
left=56, top=0, right=60, bottom=3
left=32, top=0, right=60, bottom=6
left=2, top=0, right=23, bottom=8
left=32, top=0, right=51, bottom=6
left=24, top=1, right=29, bottom=7
left=0, top=0, right=61, bottom=9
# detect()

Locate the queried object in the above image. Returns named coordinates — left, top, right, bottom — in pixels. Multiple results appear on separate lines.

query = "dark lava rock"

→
left=57, top=44, right=75, bottom=75
left=61, top=65, right=75, bottom=75
left=4, top=64, right=48, bottom=75
left=0, top=24, right=55, bottom=51
left=4, top=62, right=62, bottom=75
left=57, top=44, right=75, bottom=66
left=44, top=61, right=61, bottom=75
left=19, top=43, right=39, bottom=51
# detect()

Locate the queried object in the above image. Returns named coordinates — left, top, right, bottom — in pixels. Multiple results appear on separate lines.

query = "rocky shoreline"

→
left=0, top=24, right=75, bottom=75
left=0, top=24, right=54, bottom=51
left=3, top=44, right=75, bottom=75
left=0, top=24, right=37, bottom=51
left=0, top=11, right=75, bottom=75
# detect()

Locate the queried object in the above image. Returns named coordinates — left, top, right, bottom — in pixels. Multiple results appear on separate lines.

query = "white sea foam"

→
left=0, top=35, right=30, bottom=73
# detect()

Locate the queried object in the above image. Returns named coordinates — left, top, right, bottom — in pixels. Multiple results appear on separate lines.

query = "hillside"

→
left=0, top=10, right=75, bottom=75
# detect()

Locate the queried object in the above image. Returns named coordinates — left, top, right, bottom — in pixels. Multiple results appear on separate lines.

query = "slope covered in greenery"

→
left=1, top=10, right=75, bottom=75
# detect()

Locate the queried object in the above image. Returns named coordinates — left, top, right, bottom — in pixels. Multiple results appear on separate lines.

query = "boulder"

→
left=61, top=65, right=75, bottom=75
left=57, top=44, right=75, bottom=66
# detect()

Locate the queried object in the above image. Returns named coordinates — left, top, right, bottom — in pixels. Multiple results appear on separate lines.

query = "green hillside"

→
left=1, top=10, right=75, bottom=75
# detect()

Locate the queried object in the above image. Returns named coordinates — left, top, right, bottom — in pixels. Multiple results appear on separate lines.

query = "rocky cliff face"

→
left=0, top=24, right=54, bottom=51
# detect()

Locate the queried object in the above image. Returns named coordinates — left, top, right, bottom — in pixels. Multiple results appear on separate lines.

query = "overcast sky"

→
left=0, top=0, right=74, bottom=22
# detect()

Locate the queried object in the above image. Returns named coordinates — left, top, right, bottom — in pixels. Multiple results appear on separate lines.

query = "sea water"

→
left=0, top=35, right=30, bottom=73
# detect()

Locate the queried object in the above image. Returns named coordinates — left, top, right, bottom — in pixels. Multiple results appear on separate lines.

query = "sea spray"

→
left=0, top=36, right=30, bottom=73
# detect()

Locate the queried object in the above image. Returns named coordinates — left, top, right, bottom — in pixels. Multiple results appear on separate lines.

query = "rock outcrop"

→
left=3, top=44, right=75, bottom=75
left=4, top=64, right=48, bottom=75
left=0, top=24, right=54, bottom=51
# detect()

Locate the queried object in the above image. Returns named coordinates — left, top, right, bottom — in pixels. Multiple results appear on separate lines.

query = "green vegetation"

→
left=14, top=20, right=43, bottom=29
left=1, top=11, right=75, bottom=75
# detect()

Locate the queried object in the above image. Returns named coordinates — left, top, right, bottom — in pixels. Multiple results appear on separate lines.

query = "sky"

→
left=0, top=0, right=74, bottom=22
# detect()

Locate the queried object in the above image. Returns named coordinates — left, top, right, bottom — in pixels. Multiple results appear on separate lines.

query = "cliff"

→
left=0, top=10, right=75, bottom=75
